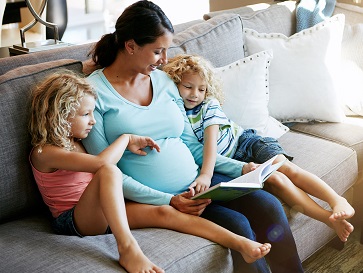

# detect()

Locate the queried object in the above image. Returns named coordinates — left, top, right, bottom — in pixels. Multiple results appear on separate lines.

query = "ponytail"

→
left=90, top=33, right=119, bottom=68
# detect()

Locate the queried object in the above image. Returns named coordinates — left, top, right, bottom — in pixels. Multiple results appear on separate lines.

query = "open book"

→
left=192, top=155, right=286, bottom=202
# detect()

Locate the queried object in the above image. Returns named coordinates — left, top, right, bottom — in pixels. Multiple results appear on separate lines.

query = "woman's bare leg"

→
left=126, top=202, right=271, bottom=263
left=73, top=164, right=164, bottom=273
left=265, top=170, right=353, bottom=242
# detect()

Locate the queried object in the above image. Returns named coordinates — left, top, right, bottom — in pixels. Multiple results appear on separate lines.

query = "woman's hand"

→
left=127, top=134, right=161, bottom=155
left=170, top=191, right=211, bottom=216
left=242, top=162, right=259, bottom=175
left=188, top=173, right=211, bottom=194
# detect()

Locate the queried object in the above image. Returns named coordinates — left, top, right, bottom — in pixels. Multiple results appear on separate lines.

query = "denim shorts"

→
left=52, top=207, right=111, bottom=237
left=233, top=129, right=293, bottom=164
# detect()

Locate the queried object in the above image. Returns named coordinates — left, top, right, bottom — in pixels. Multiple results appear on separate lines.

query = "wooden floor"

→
left=302, top=224, right=363, bottom=273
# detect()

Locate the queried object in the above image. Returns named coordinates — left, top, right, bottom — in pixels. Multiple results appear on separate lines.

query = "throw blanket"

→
left=296, top=0, right=336, bottom=32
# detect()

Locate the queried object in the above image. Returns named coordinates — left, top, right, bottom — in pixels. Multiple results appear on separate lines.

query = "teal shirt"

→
left=83, top=69, right=245, bottom=206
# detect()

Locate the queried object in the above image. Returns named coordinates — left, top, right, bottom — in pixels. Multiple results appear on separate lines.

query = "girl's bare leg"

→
left=274, top=154, right=355, bottom=220
left=265, top=170, right=353, bottom=242
left=73, top=164, right=164, bottom=273
left=126, top=202, right=271, bottom=263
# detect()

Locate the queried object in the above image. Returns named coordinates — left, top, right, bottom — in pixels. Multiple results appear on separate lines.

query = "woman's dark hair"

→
left=90, top=0, right=174, bottom=68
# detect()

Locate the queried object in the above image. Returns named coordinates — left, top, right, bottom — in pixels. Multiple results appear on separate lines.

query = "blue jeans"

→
left=234, top=129, right=293, bottom=164
left=201, top=173, right=304, bottom=273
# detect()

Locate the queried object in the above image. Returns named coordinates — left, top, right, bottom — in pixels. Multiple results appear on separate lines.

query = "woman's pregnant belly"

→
left=119, top=137, right=199, bottom=195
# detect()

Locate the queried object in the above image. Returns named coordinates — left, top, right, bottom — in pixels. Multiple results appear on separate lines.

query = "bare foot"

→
left=328, top=217, right=354, bottom=242
left=330, top=197, right=355, bottom=221
left=238, top=238, right=271, bottom=263
left=118, top=240, right=164, bottom=273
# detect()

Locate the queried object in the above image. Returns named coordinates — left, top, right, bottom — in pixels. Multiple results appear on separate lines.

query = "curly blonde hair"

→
left=29, top=70, right=97, bottom=152
left=162, top=54, right=224, bottom=104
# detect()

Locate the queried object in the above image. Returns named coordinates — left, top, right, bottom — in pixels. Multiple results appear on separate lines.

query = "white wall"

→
left=66, top=0, right=209, bottom=27
left=63, top=0, right=209, bottom=44
left=103, top=0, right=209, bottom=25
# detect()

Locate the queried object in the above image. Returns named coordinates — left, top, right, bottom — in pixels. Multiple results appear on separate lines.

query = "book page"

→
left=192, top=185, right=260, bottom=201
left=228, top=155, right=280, bottom=186
left=192, top=155, right=286, bottom=200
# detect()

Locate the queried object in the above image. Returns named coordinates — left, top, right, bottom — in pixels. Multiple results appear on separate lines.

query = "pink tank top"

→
left=30, top=159, right=93, bottom=218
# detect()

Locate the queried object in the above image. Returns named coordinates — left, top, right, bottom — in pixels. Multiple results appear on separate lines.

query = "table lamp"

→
left=9, top=0, right=71, bottom=55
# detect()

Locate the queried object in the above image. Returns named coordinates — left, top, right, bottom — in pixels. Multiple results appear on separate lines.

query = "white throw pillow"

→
left=244, top=14, right=346, bottom=123
left=339, top=60, right=363, bottom=116
left=214, top=50, right=289, bottom=139
left=339, top=23, right=363, bottom=116
left=333, top=3, right=363, bottom=116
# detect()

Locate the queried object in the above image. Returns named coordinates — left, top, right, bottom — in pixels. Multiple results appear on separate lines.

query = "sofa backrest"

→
left=0, top=59, right=83, bottom=223
left=0, top=43, right=93, bottom=76
left=168, top=13, right=246, bottom=67
left=204, top=1, right=297, bottom=37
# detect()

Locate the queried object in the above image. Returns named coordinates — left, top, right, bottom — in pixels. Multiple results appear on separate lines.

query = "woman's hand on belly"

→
left=170, top=191, right=211, bottom=216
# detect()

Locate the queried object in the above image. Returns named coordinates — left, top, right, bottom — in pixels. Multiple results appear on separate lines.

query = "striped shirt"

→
left=186, top=98, right=244, bottom=158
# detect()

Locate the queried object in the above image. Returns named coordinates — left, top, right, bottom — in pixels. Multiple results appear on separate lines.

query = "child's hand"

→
left=242, top=162, right=259, bottom=175
left=188, top=173, right=211, bottom=194
left=127, top=135, right=161, bottom=155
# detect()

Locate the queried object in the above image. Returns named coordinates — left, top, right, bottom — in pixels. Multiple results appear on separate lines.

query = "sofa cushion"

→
left=0, top=59, right=83, bottom=223
left=333, top=3, right=363, bottom=116
left=214, top=50, right=289, bottom=139
left=0, top=215, right=233, bottom=273
left=168, top=13, right=245, bottom=67
left=244, top=14, right=345, bottom=123
left=290, top=120, right=363, bottom=179
left=204, top=1, right=297, bottom=37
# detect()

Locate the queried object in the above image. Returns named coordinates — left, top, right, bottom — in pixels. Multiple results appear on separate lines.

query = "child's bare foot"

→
left=331, top=197, right=355, bottom=221
left=330, top=211, right=348, bottom=221
left=118, top=240, right=164, bottom=273
left=238, top=238, right=271, bottom=263
left=328, top=217, right=354, bottom=242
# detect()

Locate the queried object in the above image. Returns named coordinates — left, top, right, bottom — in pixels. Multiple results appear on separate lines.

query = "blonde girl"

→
left=29, top=70, right=273, bottom=272
left=163, top=54, right=355, bottom=242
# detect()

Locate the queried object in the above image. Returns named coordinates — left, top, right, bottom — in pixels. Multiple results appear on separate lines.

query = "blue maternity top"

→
left=83, top=69, right=244, bottom=205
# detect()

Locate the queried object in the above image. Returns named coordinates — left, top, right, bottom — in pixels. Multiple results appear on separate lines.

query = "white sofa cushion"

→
left=244, top=14, right=346, bottom=123
left=334, top=3, right=363, bottom=116
left=214, top=50, right=289, bottom=138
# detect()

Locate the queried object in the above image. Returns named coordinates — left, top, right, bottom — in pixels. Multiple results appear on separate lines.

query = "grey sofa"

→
left=1, top=1, right=362, bottom=272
